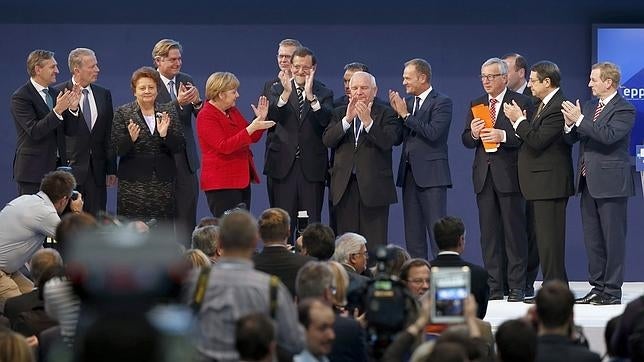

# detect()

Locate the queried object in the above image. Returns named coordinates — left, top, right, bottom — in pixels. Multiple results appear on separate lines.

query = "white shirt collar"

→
left=158, top=73, right=175, bottom=88
left=489, top=87, right=508, bottom=103
left=416, top=86, right=432, bottom=102
left=71, top=77, right=92, bottom=94
left=600, top=91, right=618, bottom=105
left=516, top=81, right=528, bottom=95
left=541, top=87, right=560, bottom=106
left=30, top=78, right=48, bottom=93
left=438, top=251, right=460, bottom=256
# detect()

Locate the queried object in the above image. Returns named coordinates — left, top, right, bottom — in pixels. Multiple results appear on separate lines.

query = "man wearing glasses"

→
left=400, top=258, right=431, bottom=299
left=265, top=47, right=334, bottom=241
left=462, top=57, right=533, bottom=302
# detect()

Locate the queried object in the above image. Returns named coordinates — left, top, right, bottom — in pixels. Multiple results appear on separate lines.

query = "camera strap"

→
left=191, top=266, right=211, bottom=313
left=269, top=275, right=279, bottom=319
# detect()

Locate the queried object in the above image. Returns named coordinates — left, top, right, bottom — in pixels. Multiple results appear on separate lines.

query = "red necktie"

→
left=592, top=100, right=604, bottom=122
left=489, top=98, right=498, bottom=126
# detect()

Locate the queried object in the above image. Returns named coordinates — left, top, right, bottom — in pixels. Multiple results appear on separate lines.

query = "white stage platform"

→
left=484, top=281, right=644, bottom=356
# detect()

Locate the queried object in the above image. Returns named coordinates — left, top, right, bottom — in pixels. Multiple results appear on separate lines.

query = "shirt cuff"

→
left=342, top=117, right=351, bottom=132
left=512, top=116, right=526, bottom=130
left=363, top=122, right=373, bottom=133
left=564, top=123, right=574, bottom=133
left=501, top=130, right=507, bottom=143
left=575, top=114, right=584, bottom=127
left=277, top=96, right=288, bottom=107
left=310, top=100, right=321, bottom=112
left=54, top=110, right=64, bottom=120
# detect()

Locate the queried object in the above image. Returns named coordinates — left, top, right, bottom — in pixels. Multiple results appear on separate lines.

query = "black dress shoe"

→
left=507, top=289, right=525, bottom=302
left=523, top=296, right=536, bottom=304
left=575, top=291, right=603, bottom=304
left=489, top=293, right=504, bottom=300
left=590, top=295, right=621, bottom=305
left=525, top=286, right=535, bottom=297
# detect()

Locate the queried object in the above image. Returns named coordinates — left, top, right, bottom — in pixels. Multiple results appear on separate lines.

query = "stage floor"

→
left=484, top=281, right=644, bottom=356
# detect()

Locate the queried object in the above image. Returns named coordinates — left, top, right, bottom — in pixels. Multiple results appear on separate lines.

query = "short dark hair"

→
left=55, top=212, right=98, bottom=245
left=218, top=210, right=258, bottom=251
left=301, top=223, right=335, bottom=260
left=535, top=280, right=574, bottom=329
left=433, top=216, right=465, bottom=251
left=297, top=298, right=327, bottom=329
left=291, top=46, right=317, bottom=66
left=399, top=258, right=431, bottom=282
left=235, top=313, right=275, bottom=361
left=531, top=60, right=561, bottom=88
left=344, top=62, right=369, bottom=73
left=258, top=208, right=290, bottom=243
left=30, top=249, right=63, bottom=285
left=496, top=319, right=537, bottom=362
left=40, top=170, right=76, bottom=203
left=130, top=66, right=162, bottom=93
left=384, top=245, right=410, bottom=276
left=502, top=53, right=529, bottom=76
left=405, top=58, right=432, bottom=81
left=426, top=341, right=468, bottom=362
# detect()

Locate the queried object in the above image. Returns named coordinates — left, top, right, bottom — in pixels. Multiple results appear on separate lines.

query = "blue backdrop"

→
left=1, top=5, right=643, bottom=281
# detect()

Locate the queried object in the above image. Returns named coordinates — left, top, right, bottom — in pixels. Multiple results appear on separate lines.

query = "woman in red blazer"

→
left=197, top=72, right=275, bottom=217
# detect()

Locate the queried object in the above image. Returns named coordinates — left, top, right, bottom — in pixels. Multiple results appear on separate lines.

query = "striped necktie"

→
left=489, top=98, right=498, bottom=125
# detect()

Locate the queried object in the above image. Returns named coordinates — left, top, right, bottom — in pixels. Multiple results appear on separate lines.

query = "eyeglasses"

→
left=528, top=78, right=542, bottom=84
left=407, top=278, right=430, bottom=285
left=292, top=65, right=313, bottom=72
left=480, top=73, right=503, bottom=81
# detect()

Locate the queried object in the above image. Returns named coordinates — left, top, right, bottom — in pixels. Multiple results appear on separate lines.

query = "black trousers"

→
left=205, top=187, right=251, bottom=218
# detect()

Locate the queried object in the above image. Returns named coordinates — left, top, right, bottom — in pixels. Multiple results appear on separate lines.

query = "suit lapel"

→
left=28, top=82, right=51, bottom=114
left=595, top=97, right=616, bottom=124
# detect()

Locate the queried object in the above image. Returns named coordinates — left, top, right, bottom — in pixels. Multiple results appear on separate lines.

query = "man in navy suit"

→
left=430, top=216, right=490, bottom=319
left=562, top=62, right=636, bottom=305
left=265, top=47, right=334, bottom=238
left=11, top=49, right=81, bottom=195
left=56, top=48, right=115, bottom=216
left=152, top=39, right=202, bottom=245
left=389, top=58, right=452, bottom=260
left=462, top=58, right=532, bottom=302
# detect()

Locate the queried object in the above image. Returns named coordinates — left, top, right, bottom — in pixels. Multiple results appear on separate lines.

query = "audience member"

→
left=235, top=313, right=276, bottom=362
left=253, top=208, right=314, bottom=297
left=382, top=244, right=411, bottom=277
left=191, top=225, right=221, bottom=264
left=332, top=233, right=370, bottom=300
left=430, top=216, right=490, bottom=318
left=496, top=318, right=537, bottom=362
left=400, top=258, right=431, bottom=299
left=0, top=329, right=35, bottom=362
left=183, top=249, right=211, bottom=269
left=54, top=211, right=97, bottom=252
left=187, top=209, right=304, bottom=361
left=196, top=216, right=219, bottom=228
left=294, top=298, right=336, bottom=362
left=300, top=223, right=335, bottom=260
left=326, top=261, right=350, bottom=313
left=611, top=294, right=644, bottom=359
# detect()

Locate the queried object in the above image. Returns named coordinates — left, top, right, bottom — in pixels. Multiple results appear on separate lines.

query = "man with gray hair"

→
left=55, top=47, right=115, bottom=215
left=462, top=57, right=532, bottom=302
left=332, top=232, right=370, bottom=299
left=191, top=225, right=220, bottom=264
left=324, top=72, right=402, bottom=253
left=295, top=262, right=369, bottom=362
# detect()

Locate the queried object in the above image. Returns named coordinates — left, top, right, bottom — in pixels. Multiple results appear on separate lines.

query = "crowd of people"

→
left=1, top=35, right=640, bottom=360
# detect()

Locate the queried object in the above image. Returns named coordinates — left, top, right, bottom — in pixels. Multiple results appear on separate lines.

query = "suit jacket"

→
left=252, top=246, right=315, bottom=297
left=323, top=103, right=403, bottom=207
left=264, top=80, right=333, bottom=182
left=397, top=89, right=453, bottom=188
left=11, top=81, right=80, bottom=183
left=111, top=101, right=184, bottom=182
left=4, top=289, right=41, bottom=324
left=156, top=71, right=200, bottom=173
left=55, top=81, right=116, bottom=185
left=429, top=253, right=490, bottom=319
left=515, top=89, right=574, bottom=200
left=564, top=94, right=635, bottom=198
left=196, top=102, right=263, bottom=191
left=536, top=334, right=601, bottom=362
left=462, top=89, right=533, bottom=194
left=328, top=314, right=369, bottom=362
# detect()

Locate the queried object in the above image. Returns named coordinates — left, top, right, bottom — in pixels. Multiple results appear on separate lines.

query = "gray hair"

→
left=350, top=71, right=377, bottom=88
left=332, top=232, right=367, bottom=264
left=482, top=57, right=508, bottom=75
left=191, top=225, right=219, bottom=256
left=68, top=47, right=95, bottom=74
left=295, top=261, right=335, bottom=299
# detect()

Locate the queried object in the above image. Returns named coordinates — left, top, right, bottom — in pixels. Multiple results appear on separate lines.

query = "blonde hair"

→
left=205, top=72, right=240, bottom=101
left=68, top=48, right=95, bottom=74
left=592, top=61, right=621, bottom=87
left=0, top=330, right=34, bottom=362
left=183, top=249, right=211, bottom=269
left=26, top=49, right=54, bottom=77
left=151, top=39, right=182, bottom=62
left=327, top=261, right=349, bottom=307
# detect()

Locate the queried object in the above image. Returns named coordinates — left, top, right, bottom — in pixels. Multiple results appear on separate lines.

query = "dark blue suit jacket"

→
left=564, top=94, right=635, bottom=198
left=396, top=89, right=452, bottom=188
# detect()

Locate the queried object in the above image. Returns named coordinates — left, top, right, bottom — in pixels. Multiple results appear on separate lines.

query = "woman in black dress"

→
left=111, top=67, right=184, bottom=222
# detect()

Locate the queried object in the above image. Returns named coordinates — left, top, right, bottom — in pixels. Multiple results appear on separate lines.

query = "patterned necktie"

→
left=413, top=96, right=421, bottom=115
left=489, top=98, right=498, bottom=125
left=592, top=100, right=605, bottom=122
left=354, top=117, right=361, bottom=144
left=168, top=80, right=177, bottom=101
left=82, top=88, right=92, bottom=130
left=296, top=87, right=305, bottom=117
left=536, top=101, right=545, bottom=117
left=43, top=89, right=53, bottom=110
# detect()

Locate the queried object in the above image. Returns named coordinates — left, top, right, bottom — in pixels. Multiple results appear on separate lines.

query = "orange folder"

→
left=471, top=104, right=498, bottom=152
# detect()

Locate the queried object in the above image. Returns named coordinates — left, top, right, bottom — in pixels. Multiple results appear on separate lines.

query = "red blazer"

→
left=196, top=102, right=264, bottom=191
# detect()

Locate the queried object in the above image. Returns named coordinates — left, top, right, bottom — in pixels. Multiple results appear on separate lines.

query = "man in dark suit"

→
left=55, top=48, right=115, bottom=216
left=261, top=38, right=302, bottom=98
left=503, top=53, right=533, bottom=97
left=562, top=62, right=636, bottom=305
left=388, top=58, right=452, bottom=260
left=430, top=216, right=489, bottom=319
left=253, top=208, right=314, bottom=297
left=504, top=61, right=574, bottom=293
left=11, top=49, right=81, bottom=195
left=461, top=58, right=532, bottom=302
left=532, top=281, right=601, bottom=362
left=323, top=72, right=402, bottom=251
left=295, top=261, right=369, bottom=362
left=152, top=39, right=202, bottom=245
left=265, top=47, right=333, bottom=238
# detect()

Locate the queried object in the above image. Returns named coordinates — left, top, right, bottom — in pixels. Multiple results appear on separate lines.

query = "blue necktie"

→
left=43, top=89, right=53, bottom=110
left=168, top=80, right=177, bottom=101
left=82, top=88, right=92, bottom=130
